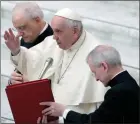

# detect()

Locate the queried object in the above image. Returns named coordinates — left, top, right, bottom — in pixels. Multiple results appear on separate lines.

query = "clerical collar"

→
left=67, top=29, right=86, bottom=52
left=39, top=22, right=48, bottom=35
left=111, top=70, right=125, bottom=80
left=108, top=70, right=127, bottom=87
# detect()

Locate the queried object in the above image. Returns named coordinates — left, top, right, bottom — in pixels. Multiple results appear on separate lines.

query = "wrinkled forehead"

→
left=87, top=56, right=96, bottom=67
left=88, top=59, right=96, bottom=72
left=51, top=16, right=67, bottom=30
left=12, top=13, right=30, bottom=28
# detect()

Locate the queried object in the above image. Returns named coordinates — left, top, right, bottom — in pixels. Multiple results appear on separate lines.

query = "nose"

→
left=53, top=34, right=59, bottom=41
left=96, top=77, right=99, bottom=81
left=15, top=29, right=24, bottom=35
left=12, top=28, right=24, bottom=35
left=18, top=32, right=24, bottom=36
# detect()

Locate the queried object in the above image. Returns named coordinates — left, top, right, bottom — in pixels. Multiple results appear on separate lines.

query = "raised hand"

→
left=4, top=28, right=22, bottom=55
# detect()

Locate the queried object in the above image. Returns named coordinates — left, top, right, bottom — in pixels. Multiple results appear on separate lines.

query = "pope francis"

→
left=4, top=8, right=106, bottom=123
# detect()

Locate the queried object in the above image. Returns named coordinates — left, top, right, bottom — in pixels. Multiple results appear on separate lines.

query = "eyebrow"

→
left=15, top=24, right=26, bottom=29
left=17, top=25, right=25, bottom=28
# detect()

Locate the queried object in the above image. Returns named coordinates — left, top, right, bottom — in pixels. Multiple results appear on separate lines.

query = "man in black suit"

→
left=38, top=45, right=139, bottom=124
left=5, top=2, right=53, bottom=84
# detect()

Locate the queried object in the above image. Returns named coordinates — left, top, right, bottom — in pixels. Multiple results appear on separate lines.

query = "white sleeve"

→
left=11, top=46, right=28, bottom=74
left=62, top=109, right=71, bottom=119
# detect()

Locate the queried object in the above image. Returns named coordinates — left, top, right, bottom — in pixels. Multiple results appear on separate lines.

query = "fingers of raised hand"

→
left=9, top=28, right=15, bottom=40
left=4, top=31, right=8, bottom=40
left=4, top=29, right=15, bottom=42
left=4, top=31, right=10, bottom=41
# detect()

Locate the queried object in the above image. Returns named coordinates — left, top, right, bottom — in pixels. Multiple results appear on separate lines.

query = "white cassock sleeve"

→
left=10, top=36, right=57, bottom=81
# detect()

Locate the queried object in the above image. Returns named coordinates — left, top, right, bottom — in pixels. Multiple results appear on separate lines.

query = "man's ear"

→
left=73, top=27, right=79, bottom=34
left=101, top=62, right=108, bottom=72
left=73, top=27, right=79, bottom=40
left=34, top=17, right=41, bottom=23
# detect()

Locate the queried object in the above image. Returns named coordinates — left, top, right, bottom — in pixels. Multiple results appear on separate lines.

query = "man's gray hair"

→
left=12, top=2, right=44, bottom=19
left=86, top=45, right=122, bottom=67
left=64, top=18, right=83, bottom=34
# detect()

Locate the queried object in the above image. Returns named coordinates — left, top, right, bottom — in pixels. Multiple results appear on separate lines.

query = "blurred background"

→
left=1, top=1, right=139, bottom=123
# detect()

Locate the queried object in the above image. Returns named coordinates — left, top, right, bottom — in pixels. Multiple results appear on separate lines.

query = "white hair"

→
left=12, top=2, right=44, bottom=20
left=64, top=18, right=83, bottom=34
left=87, top=45, right=122, bottom=67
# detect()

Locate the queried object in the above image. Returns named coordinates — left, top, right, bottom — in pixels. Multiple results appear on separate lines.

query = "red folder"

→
left=5, top=79, right=58, bottom=124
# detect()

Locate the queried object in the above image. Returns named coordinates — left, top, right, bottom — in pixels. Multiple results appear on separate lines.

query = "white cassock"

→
left=11, top=29, right=106, bottom=112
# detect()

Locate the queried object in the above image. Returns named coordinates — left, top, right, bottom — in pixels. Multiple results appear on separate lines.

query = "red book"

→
left=5, top=79, right=58, bottom=124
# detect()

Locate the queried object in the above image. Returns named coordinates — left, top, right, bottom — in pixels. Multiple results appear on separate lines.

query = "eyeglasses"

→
left=12, top=25, right=27, bottom=32
left=11, top=27, right=17, bottom=32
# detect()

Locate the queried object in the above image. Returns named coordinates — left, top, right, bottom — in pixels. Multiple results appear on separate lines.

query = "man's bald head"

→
left=11, top=2, right=45, bottom=43
left=12, top=2, right=44, bottom=20
left=87, top=45, right=123, bottom=86
left=87, top=45, right=122, bottom=68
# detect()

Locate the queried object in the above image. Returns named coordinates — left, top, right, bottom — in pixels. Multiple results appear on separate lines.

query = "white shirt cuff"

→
left=62, top=109, right=71, bottom=119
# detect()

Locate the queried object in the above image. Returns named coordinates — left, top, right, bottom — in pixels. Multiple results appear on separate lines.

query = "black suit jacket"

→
left=65, top=71, right=139, bottom=124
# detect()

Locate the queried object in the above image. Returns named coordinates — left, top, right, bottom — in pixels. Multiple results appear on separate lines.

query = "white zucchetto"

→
left=54, top=8, right=81, bottom=21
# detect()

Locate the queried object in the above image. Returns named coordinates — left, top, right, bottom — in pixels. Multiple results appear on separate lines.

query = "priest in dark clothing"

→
left=20, top=24, right=53, bottom=49
left=8, top=2, right=53, bottom=84
left=38, top=45, right=139, bottom=124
